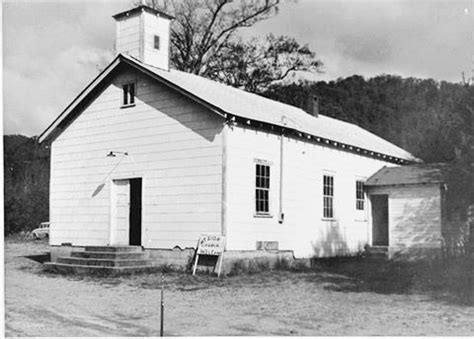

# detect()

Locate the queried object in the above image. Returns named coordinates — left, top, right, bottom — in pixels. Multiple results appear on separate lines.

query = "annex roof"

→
left=39, top=54, right=418, bottom=163
left=365, top=163, right=446, bottom=187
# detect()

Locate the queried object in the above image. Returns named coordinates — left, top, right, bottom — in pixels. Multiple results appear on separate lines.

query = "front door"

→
left=111, top=179, right=130, bottom=245
left=371, top=194, right=389, bottom=246
left=129, top=178, right=142, bottom=246
left=111, top=178, right=143, bottom=246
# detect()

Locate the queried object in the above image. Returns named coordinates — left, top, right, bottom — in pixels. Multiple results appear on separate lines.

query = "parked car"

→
left=32, top=222, right=50, bottom=239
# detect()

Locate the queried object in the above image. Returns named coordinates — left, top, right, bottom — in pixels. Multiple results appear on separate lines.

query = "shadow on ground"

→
left=19, top=245, right=473, bottom=307
left=308, top=256, right=474, bottom=306
left=24, top=253, right=50, bottom=264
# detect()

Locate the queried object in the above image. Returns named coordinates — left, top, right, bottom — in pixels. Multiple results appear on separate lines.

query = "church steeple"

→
left=112, top=4, right=173, bottom=71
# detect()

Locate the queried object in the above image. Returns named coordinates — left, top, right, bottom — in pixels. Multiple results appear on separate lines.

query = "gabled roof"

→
left=39, top=54, right=419, bottom=163
left=112, top=5, right=174, bottom=20
left=365, top=163, right=446, bottom=187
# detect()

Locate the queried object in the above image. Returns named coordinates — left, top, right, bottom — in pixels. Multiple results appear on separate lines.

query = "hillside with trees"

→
left=263, top=75, right=474, bottom=219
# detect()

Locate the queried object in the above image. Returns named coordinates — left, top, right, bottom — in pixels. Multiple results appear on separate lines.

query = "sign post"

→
left=192, top=234, right=226, bottom=277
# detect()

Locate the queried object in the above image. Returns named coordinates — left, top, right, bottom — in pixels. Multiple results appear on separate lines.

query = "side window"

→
left=323, top=175, right=334, bottom=218
left=255, top=162, right=270, bottom=215
left=356, top=180, right=365, bottom=210
left=122, top=83, right=135, bottom=106
left=154, top=35, right=160, bottom=50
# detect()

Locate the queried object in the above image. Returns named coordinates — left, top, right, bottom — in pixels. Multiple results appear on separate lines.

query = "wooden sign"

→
left=197, top=234, right=225, bottom=255
left=193, top=234, right=226, bottom=277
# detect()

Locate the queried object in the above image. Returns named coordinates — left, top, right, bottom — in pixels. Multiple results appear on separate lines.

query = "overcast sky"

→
left=3, top=0, right=474, bottom=136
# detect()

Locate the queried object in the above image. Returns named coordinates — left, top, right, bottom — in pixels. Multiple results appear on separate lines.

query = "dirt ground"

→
left=4, top=239, right=474, bottom=337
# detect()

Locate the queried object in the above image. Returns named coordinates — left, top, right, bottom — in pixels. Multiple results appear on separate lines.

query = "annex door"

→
left=110, top=178, right=142, bottom=246
left=371, top=194, right=389, bottom=246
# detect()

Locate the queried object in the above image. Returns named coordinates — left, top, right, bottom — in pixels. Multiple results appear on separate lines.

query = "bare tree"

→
left=139, top=0, right=322, bottom=92
left=208, top=34, right=322, bottom=92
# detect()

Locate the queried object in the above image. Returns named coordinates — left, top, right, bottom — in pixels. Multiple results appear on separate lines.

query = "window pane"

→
left=129, top=83, right=135, bottom=104
left=255, top=162, right=270, bottom=214
left=123, top=85, right=128, bottom=105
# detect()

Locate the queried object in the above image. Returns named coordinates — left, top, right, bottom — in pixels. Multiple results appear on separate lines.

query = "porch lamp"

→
left=107, top=151, right=128, bottom=157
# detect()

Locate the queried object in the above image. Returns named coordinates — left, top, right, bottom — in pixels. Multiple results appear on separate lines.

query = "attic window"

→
left=154, top=35, right=160, bottom=50
left=122, top=83, right=135, bottom=107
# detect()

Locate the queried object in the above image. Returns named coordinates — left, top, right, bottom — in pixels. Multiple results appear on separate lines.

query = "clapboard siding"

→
left=142, top=13, right=170, bottom=70
left=225, top=125, right=392, bottom=258
left=49, top=68, right=223, bottom=247
left=367, top=185, right=442, bottom=250
left=115, top=15, right=140, bottom=58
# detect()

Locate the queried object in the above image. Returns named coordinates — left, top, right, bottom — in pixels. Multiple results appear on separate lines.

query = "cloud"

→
left=3, top=1, right=124, bottom=136
left=252, top=0, right=473, bottom=82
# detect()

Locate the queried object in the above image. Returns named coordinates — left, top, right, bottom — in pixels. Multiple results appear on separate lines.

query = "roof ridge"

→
left=149, top=63, right=312, bottom=114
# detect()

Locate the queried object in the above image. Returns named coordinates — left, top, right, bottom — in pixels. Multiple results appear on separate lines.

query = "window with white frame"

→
left=255, top=162, right=270, bottom=214
left=356, top=180, right=365, bottom=210
left=122, top=83, right=135, bottom=106
left=323, top=175, right=334, bottom=218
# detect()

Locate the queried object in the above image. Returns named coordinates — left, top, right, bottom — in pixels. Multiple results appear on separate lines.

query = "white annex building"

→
left=40, top=5, right=444, bottom=268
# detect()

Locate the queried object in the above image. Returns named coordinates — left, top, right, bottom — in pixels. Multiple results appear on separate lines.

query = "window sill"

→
left=254, top=213, right=273, bottom=218
left=321, top=217, right=336, bottom=221
left=120, top=103, right=136, bottom=109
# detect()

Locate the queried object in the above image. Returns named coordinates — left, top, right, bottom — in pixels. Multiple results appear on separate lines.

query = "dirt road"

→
left=5, top=240, right=474, bottom=336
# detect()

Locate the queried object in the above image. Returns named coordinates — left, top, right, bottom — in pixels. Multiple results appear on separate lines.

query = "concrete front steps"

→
left=44, top=246, right=157, bottom=276
left=364, top=246, right=389, bottom=260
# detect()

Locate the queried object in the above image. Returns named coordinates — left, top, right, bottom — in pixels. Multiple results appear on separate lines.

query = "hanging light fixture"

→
left=106, top=151, right=128, bottom=157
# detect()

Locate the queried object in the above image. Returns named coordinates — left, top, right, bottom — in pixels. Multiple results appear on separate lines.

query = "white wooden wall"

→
left=225, top=125, right=394, bottom=258
left=50, top=68, right=223, bottom=248
left=143, top=13, right=170, bottom=70
left=367, top=184, right=442, bottom=250
left=115, top=15, right=141, bottom=59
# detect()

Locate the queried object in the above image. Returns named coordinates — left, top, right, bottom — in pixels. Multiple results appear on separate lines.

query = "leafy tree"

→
left=4, top=135, right=50, bottom=235
left=140, top=0, right=322, bottom=92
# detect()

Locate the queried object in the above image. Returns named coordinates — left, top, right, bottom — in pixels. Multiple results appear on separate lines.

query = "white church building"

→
left=40, top=5, right=444, bottom=268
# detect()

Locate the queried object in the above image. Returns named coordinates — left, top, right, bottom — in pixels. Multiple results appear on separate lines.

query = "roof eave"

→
left=120, top=56, right=227, bottom=119
left=365, top=181, right=444, bottom=187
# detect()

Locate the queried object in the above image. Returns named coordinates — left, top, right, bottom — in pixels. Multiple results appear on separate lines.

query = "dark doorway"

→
left=371, top=194, right=389, bottom=246
left=129, top=178, right=142, bottom=246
